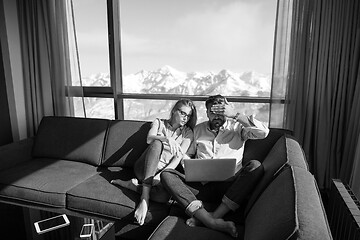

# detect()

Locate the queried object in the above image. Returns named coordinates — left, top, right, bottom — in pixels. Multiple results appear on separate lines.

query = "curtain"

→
left=269, top=0, right=293, bottom=128
left=347, top=29, right=360, bottom=199
left=274, top=0, right=360, bottom=189
left=17, top=0, right=85, bottom=137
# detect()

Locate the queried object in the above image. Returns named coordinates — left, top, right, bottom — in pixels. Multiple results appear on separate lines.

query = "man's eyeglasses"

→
left=177, top=109, right=191, bottom=118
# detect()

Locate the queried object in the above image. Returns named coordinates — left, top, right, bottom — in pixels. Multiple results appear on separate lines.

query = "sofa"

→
left=0, top=116, right=332, bottom=240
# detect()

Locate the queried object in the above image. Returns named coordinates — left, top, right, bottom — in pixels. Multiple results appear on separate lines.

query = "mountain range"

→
left=77, top=66, right=271, bottom=121
left=81, top=65, right=271, bottom=97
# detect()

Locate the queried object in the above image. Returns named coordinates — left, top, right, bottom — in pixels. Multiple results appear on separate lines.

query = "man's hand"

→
left=210, top=102, right=237, bottom=118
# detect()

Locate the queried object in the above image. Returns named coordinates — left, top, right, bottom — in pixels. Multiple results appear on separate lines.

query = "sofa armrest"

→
left=0, top=138, right=34, bottom=171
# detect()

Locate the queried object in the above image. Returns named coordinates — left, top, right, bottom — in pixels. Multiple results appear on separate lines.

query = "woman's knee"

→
left=144, top=140, right=163, bottom=161
left=149, top=139, right=163, bottom=151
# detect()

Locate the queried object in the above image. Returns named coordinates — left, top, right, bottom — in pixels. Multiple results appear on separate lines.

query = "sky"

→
left=73, top=0, right=277, bottom=77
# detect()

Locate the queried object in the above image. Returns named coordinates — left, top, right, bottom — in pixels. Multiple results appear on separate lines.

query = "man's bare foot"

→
left=211, top=218, right=237, bottom=238
left=134, top=198, right=148, bottom=225
left=187, top=211, right=216, bottom=227
left=111, top=178, right=140, bottom=192
left=186, top=217, right=201, bottom=227
left=191, top=210, right=237, bottom=237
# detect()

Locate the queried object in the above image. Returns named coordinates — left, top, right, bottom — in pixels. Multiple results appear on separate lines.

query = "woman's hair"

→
left=170, top=98, right=197, bottom=130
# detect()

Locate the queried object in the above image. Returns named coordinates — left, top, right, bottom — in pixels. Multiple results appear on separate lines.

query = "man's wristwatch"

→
left=233, top=113, right=241, bottom=121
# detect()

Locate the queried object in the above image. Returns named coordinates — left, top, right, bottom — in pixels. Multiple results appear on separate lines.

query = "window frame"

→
left=68, top=0, right=285, bottom=122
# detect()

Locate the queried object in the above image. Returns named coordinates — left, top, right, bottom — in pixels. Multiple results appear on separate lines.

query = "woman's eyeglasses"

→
left=177, top=109, right=191, bottom=118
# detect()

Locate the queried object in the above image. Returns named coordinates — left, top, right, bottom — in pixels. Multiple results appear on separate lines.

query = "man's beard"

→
left=210, top=118, right=225, bottom=130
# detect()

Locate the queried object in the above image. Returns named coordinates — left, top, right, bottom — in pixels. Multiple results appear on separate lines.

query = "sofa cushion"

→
left=102, top=120, right=151, bottom=167
left=32, top=116, right=109, bottom=166
left=245, top=135, right=310, bottom=215
left=245, top=167, right=332, bottom=240
left=66, top=167, right=169, bottom=225
left=0, top=158, right=98, bottom=207
left=244, top=135, right=288, bottom=215
left=148, top=216, right=242, bottom=240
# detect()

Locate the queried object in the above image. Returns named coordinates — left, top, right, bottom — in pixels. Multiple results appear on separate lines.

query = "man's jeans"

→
left=160, top=160, right=264, bottom=216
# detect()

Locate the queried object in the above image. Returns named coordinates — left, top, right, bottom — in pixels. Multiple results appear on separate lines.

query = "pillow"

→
left=32, top=116, right=108, bottom=166
left=243, top=128, right=292, bottom=164
left=102, top=120, right=151, bottom=167
left=245, top=167, right=296, bottom=240
left=245, top=167, right=332, bottom=240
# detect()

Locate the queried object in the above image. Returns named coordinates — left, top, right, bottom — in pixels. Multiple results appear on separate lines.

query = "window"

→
left=72, top=0, right=109, bottom=86
left=70, top=0, right=279, bottom=124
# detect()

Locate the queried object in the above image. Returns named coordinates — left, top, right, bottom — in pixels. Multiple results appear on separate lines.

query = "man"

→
left=160, top=94, right=269, bottom=237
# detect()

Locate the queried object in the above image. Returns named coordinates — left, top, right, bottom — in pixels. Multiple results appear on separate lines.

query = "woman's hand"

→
left=166, top=137, right=182, bottom=156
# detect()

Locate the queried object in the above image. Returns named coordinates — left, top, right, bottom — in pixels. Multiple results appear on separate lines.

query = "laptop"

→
left=184, top=158, right=236, bottom=182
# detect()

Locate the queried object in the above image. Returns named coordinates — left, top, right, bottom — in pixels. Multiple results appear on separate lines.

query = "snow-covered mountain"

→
left=123, top=65, right=271, bottom=97
left=81, top=72, right=111, bottom=87
left=76, top=66, right=271, bottom=121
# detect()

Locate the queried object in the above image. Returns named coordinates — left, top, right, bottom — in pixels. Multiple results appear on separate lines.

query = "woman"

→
left=111, top=98, right=197, bottom=225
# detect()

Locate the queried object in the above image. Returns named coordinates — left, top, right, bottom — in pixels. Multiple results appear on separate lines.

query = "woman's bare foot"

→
left=134, top=198, right=148, bottom=225
left=111, top=178, right=140, bottom=192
